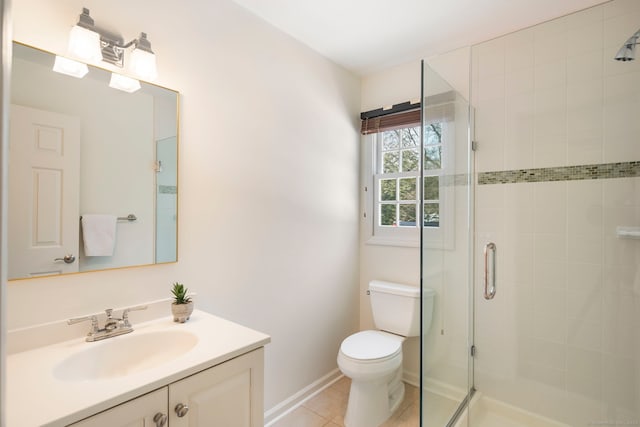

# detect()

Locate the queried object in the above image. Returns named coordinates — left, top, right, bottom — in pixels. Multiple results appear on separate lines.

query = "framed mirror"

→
left=8, top=42, right=179, bottom=280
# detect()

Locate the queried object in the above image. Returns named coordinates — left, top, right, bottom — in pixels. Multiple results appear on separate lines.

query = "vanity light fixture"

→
left=59, top=7, right=158, bottom=82
left=109, top=73, right=141, bottom=93
left=52, top=56, right=89, bottom=78
left=67, top=8, right=102, bottom=63
left=127, top=33, right=158, bottom=81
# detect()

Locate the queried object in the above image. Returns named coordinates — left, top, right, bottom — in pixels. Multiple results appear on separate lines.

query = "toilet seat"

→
left=337, top=330, right=405, bottom=426
left=339, top=330, right=402, bottom=362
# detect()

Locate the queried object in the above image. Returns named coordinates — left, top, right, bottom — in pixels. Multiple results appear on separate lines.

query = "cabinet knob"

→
left=175, top=403, right=189, bottom=417
left=153, top=412, right=168, bottom=427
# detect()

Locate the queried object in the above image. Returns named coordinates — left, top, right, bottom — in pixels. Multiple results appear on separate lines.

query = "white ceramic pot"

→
left=171, top=301, right=194, bottom=323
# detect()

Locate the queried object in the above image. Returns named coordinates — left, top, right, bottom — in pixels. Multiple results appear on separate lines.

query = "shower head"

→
left=615, top=29, right=640, bottom=61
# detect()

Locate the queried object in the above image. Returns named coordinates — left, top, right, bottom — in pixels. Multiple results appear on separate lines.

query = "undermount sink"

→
left=53, top=329, right=198, bottom=381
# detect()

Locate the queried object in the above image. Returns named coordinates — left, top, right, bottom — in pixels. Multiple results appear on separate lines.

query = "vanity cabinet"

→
left=169, top=346, right=264, bottom=426
left=70, top=348, right=264, bottom=427
left=70, top=388, right=167, bottom=427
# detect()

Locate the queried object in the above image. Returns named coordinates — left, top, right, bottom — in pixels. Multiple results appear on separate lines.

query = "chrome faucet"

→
left=68, top=305, right=148, bottom=342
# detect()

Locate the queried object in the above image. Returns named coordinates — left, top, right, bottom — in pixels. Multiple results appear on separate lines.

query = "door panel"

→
left=9, top=104, right=80, bottom=278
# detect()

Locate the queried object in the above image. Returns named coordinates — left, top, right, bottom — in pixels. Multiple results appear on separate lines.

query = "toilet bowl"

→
left=337, top=281, right=435, bottom=427
left=337, top=330, right=405, bottom=427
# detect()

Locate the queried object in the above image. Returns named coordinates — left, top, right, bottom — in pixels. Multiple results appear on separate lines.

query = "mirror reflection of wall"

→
left=8, top=43, right=178, bottom=280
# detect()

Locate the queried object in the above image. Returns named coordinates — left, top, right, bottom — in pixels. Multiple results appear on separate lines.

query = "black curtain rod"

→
left=360, top=100, right=421, bottom=120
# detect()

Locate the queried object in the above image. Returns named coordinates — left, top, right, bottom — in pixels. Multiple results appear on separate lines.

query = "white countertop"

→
left=6, top=310, right=271, bottom=426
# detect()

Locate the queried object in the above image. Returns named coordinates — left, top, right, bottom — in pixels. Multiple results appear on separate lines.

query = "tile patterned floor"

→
left=271, top=377, right=420, bottom=427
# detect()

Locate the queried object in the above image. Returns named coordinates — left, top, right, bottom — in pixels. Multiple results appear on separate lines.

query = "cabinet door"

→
left=169, top=347, right=264, bottom=427
left=69, top=388, right=168, bottom=427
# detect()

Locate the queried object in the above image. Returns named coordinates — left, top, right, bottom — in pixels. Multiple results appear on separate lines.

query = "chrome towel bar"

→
left=80, top=214, right=137, bottom=222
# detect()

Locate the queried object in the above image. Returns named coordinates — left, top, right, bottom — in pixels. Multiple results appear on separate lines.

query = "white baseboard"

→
left=403, top=369, right=420, bottom=388
left=403, top=369, right=467, bottom=402
left=264, top=369, right=343, bottom=426
left=424, top=377, right=467, bottom=401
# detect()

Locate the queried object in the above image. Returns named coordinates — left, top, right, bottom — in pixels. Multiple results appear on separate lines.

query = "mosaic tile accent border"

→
left=158, top=185, right=177, bottom=194
left=478, top=161, right=640, bottom=185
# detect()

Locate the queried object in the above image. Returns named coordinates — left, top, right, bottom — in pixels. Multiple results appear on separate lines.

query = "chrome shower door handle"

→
left=483, top=242, right=496, bottom=300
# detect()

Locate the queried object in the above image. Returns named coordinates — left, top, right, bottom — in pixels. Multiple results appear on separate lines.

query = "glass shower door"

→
left=468, top=1, right=640, bottom=426
left=155, top=136, right=177, bottom=263
left=420, top=53, right=474, bottom=426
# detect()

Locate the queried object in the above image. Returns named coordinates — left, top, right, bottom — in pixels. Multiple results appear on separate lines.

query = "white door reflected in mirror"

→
left=9, top=105, right=80, bottom=278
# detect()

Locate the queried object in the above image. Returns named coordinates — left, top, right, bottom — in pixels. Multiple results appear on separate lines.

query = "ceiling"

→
left=231, top=0, right=609, bottom=75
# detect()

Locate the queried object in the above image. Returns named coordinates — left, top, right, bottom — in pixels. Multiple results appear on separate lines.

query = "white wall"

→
left=8, top=0, right=361, bottom=413
left=361, top=60, right=421, bottom=112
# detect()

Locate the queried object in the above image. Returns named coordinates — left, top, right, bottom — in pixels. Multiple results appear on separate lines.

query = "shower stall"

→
left=420, top=0, right=640, bottom=425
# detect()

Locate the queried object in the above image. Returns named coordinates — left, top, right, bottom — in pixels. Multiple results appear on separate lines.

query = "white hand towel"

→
left=81, top=214, right=117, bottom=256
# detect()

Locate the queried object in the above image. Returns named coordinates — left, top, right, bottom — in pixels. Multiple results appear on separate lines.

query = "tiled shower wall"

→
left=472, top=0, right=640, bottom=425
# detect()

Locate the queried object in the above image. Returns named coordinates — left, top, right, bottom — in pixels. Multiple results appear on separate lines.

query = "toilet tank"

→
left=369, top=280, right=435, bottom=337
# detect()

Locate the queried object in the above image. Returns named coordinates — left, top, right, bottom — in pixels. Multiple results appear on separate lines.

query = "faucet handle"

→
left=121, top=305, right=148, bottom=327
left=67, top=315, right=99, bottom=335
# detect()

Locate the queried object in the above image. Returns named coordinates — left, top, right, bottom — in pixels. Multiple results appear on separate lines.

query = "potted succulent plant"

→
left=171, top=282, right=194, bottom=323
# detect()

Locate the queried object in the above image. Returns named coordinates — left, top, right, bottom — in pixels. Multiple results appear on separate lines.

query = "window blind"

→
left=360, top=109, right=421, bottom=135
left=360, top=91, right=456, bottom=135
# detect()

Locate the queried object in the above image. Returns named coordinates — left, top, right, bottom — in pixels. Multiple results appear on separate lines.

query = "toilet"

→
left=337, top=280, right=435, bottom=427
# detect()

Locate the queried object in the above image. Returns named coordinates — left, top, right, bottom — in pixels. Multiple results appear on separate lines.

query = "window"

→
left=362, top=117, right=454, bottom=248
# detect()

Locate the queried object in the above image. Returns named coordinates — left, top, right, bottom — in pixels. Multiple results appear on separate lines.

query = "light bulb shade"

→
left=53, top=56, right=89, bottom=78
left=615, top=43, right=636, bottom=61
left=129, top=48, right=158, bottom=81
left=109, top=73, right=141, bottom=93
left=68, top=25, right=102, bottom=62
